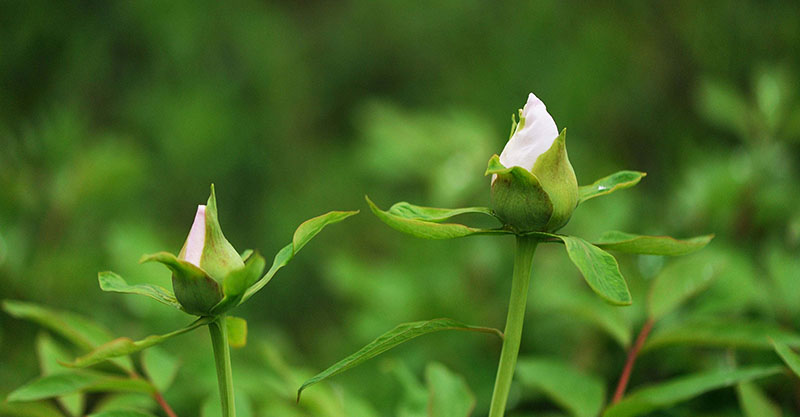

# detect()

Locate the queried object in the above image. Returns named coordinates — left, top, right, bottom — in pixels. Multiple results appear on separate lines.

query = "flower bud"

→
left=486, top=93, right=578, bottom=233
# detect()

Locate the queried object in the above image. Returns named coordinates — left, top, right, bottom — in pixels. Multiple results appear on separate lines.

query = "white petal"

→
left=182, top=205, right=206, bottom=267
left=498, top=93, right=559, bottom=172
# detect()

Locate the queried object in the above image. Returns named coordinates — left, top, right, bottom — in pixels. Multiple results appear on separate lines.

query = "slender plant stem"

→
left=612, top=319, right=655, bottom=404
left=488, top=235, right=538, bottom=417
left=209, top=316, right=236, bottom=417
left=128, top=370, right=178, bottom=417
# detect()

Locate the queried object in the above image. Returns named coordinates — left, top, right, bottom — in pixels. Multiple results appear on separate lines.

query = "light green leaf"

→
left=593, top=231, right=713, bottom=256
left=604, top=366, right=783, bottom=417
left=647, top=253, right=726, bottom=320
left=297, top=318, right=502, bottom=400
left=226, top=316, right=247, bottom=348
left=36, top=333, right=84, bottom=416
left=537, top=290, right=632, bottom=347
left=426, top=362, right=475, bottom=417
left=771, top=340, right=800, bottom=378
left=516, top=357, right=605, bottom=417
left=242, top=210, right=358, bottom=302
left=644, top=319, right=800, bottom=351
left=141, top=347, right=179, bottom=392
left=578, top=171, right=646, bottom=204
left=555, top=236, right=631, bottom=305
left=0, top=401, right=63, bottom=417
left=366, top=196, right=509, bottom=240
left=2, top=300, right=134, bottom=372
left=737, top=382, right=781, bottom=417
left=98, top=271, right=183, bottom=311
left=7, top=371, right=153, bottom=402
left=89, top=411, right=159, bottom=417
left=66, top=317, right=212, bottom=368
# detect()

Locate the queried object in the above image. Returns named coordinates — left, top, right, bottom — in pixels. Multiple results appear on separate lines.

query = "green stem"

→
left=209, top=316, right=236, bottom=417
left=488, top=235, right=538, bottom=417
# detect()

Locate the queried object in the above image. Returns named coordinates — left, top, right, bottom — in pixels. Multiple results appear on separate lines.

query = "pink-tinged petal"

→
left=498, top=93, right=559, bottom=172
left=181, top=205, right=206, bottom=267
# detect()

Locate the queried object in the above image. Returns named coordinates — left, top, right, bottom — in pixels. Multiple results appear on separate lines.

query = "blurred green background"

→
left=2, top=1, right=800, bottom=416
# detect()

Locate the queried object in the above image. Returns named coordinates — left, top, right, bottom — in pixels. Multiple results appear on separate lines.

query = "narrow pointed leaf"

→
left=297, top=318, right=502, bottom=400
left=644, top=319, right=800, bottom=351
left=517, top=357, right=606, bottom=417
left=737, top=382, right=781, bottom=417
left=226, top=316, right=247, bottom=348
left=555, top=236, right=631, bottom=305
left=579, top=171, right=646, bottom=204
left=7, top=371, right=153, bottom=402
left=386, top=201, right=496, bottom=222
left=603, top=366, right=782, bottom=417
left=210, top=251, right=266, bottom=314
left=242, top=210, right=358, bottom=302
left=2, top=300, right=134, bottom=372
left=98, top=271, right=183, bottom=311
left=594, top=231, right=713, bottom=256
left=647, top=253, right=726, bottom=320
left=426, top=362, right=475, bottom=417
left=367, top=196, right=509, bottom=240
left=65, top=317, right=212, bottom=368
left=771, top=340, right=800, bottom=377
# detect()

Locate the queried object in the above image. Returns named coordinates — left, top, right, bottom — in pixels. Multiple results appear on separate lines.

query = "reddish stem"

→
left=612, top=319, right=655, bottom=404
left=130, top=371, right=179, bottom=417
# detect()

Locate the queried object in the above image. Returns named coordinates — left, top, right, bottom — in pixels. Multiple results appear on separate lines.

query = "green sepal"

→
left=367, top=196, right=509, bottom=239
left=531, top=129, right=579, bottom=231
left=579, top=171, right=646, bottom=204
left=186, top=184, right=244, bottom=281
left=209, top=251, right=266, bottom=315
left=486, top=155, right=554, bottom=233
left=140, top=252, right=222, bottom=316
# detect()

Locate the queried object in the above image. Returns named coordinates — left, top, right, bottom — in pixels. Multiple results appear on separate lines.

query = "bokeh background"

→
left=2, top=1, right=800, bottom=416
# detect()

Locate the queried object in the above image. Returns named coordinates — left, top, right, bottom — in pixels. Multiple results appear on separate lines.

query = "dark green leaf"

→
left=516, top=357, right=605, bottom=417
left=141, top=347, right=179, bottom=392
left=36, top=333, right=84, bottom=416
left=536, top=290, right=632, bottom=347
left=226, top=316, right=247, bottom=348
left=242, top=210, right=358, bottom=302
left=604, top=366, right=782, bottom=417
left=737, top=382, right=781, bottom=417
left=2, top=300, right=134, bottom=372
left=647, top=253, right=726, bottom=320
left=7, top=371, right=153, bottom=402
left=644, top=319, right=800, bottom=351
left=366, top=196, right=509, bottom=240
left=297, top=318, right=502, bottom=400
left=555, top=236, right=631, bottom=305
left=426, top=362, right=475, bottom=417
left=593, top=231, right=713, bottom=256
left=98, top=271, right=183, bottom=311
left=771, top=340, right=800, bottom=378
left=66, top=317, right=212, bottom=368
left=578, top=171, right=646, bottom=204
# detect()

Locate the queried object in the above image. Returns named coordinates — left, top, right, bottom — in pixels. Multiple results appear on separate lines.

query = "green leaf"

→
left=647, top=253, right=726, bottom=320
left=242, top=210, right=358, bottom=302
left=141, top=347, right=179, bottom=392
left=36, top=333, right=84, bottom=416
left=226, top=316, right=247, bottom=348
left=297, top=318, right=502, bottom=400
left=516, top=357, right=605, bottom=417
left=593, top=231, right=713, bottom=256
left=98, top=271, right=184, bottom=311
left=386, top=201, right=495, bottom=222
left=66, top=317, right=213, bottom=368
left=578, top=171, right=646, bottom=204
left=367, top=196, right=509, bottom=240
left=603, top=366, right=783, bottom=417
left=771, top=340, right=800, bottom=378
left=2, top=300, right=134, bottom=372
left=644, top=319, right=800, bottom=351
left=426, top=362, right=475, bottom=417
left=210, top=251, right=266, bottom=314
left=554, top=236, right=632, bottom=305
left=537, top=290, right=632, bottom=348
left=7, top=371, right=153, bottom=402
left=737, top=382, right=781, bottom=417
left=88, top=411, right=159, bottom=417
left=0, top=401, right=63, bottom=417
